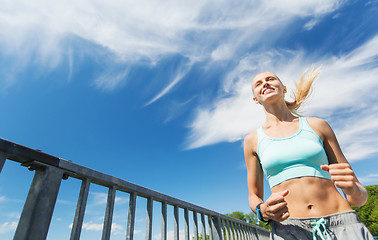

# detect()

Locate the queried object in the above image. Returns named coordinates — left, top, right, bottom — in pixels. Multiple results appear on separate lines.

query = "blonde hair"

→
left=285, top=66, right=321, bottom=115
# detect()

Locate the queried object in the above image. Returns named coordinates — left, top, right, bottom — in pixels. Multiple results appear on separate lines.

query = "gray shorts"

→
left=270, top=210, right=374, bottom=240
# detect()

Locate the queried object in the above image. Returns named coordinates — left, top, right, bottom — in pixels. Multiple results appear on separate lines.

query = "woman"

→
left=243, top=69, right=374, bottom=239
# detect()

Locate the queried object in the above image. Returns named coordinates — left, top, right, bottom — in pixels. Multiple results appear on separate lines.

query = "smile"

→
left=262, top=87, right=274, bottom=95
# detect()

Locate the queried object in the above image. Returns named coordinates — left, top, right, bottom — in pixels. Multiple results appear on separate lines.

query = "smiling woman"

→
left=244, top=68, right=374, bottom=239
left=252, top=68, right=319, bottom=116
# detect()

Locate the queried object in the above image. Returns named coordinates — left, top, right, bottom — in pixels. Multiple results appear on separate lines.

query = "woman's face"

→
left=252, top=72, right=286, bottom=104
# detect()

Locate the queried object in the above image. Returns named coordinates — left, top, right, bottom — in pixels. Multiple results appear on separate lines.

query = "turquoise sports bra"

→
left=257, top=117, right=331, bottom=187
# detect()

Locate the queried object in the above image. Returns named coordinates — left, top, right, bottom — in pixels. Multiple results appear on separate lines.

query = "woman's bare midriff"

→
left=271, top=177, right=353, bottom=218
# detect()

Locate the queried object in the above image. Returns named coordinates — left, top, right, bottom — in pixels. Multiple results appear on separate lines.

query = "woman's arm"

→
left=244, top=132, right=264, bottom=211
left=244, top=132, right=290, bottom=221
left=309, top=117, right=368, bottom=207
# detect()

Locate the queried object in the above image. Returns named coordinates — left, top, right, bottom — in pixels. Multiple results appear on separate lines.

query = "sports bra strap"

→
left=301, top=117, right=313, bottom=131
left=257, top=127, right=264, bottom=141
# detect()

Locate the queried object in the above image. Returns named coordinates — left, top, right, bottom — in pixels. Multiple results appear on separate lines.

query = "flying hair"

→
left=285, top=66, right=321, bottom=116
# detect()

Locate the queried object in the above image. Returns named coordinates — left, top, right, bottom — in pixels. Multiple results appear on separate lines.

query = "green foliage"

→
left=192, top=233, right=209, bottom=240
left=226, top=211, right=271, bottom=231
left=352, top=185, right=378, bottom=236
left=226, top=211, right=246, bottom=222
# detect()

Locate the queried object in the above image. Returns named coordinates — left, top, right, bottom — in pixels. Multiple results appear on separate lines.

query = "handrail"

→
left=0, top=137, right=270, bottom=240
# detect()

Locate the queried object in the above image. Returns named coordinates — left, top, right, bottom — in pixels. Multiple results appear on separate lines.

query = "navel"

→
left=307, top=204, right=313, bottom=210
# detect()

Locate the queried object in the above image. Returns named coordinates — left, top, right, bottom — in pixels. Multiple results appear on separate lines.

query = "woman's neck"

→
left=263, top=101, right=296, bottom=124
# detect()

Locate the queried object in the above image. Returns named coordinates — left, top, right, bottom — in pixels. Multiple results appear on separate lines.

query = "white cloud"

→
left=88, top=191, right=129, bottom=207
left=304, top=19, right=319, bottom=30
left=0, top=0, right=343, bottom=99
left=358, top=174, right=378, bottom=185
left=68, top=221, right=126, bottom=234
left=145, top=63, right=193, bottom=106
left=57, top=199, right=76, bottom=206
left=0, top=195, right=23, bottom=204
left=94, top=66, right=130, bottom=92
left=4, top=212, right=20, bottom=220
left=154, top=229, right=186, bottom=240
left=186, top=34, right=378, bottom=164
left=0, top=221, right=17, bottom=234
left=329, top=108, right=378, bottom=162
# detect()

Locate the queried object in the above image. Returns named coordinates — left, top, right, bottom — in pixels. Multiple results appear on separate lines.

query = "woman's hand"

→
left=260, top=190, right=290, bottom=222
left=321, top=163, right=368, bottom=206
left=321, top=163, right=357, bottom=195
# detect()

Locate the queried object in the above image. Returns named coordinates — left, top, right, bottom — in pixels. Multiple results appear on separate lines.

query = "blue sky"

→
left=0, top=0, right=378, bottom=239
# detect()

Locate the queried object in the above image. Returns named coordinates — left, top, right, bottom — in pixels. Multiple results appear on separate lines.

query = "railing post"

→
left=14, top=165, right=64, bottom=240
left=229, top=221, right=235, bottom=240
left=210, top=216, right=223, bottom=240
left=71, top=178, right=91, bottom=240
left=146, top=197, right=153, bottom=240
left=208, top=215, right=213, bottom=240
left=0, top=152, right=6, bottom=174
left=161, top=201, right=167, bottom=240
left=184, top=208, right=190, bottom=240
left=126, top=192, right=137, bottom=240
left=174, top=205, right=179, bottom=240
left=223, top=220, right=229, bottom=240
left=242, top=225, right=247, bottom=240
left=193, top=211, right=199, bottom=240
left=102, top=186, right=116, bottom=240
left=201, top=213, right=207, bottom=240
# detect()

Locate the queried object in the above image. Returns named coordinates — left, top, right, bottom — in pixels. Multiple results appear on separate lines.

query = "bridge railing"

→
left=0, top=138, right=270, bottom=240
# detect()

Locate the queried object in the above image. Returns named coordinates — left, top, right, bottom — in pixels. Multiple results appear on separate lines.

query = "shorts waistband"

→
left=282, top=211, right=360, bottom=230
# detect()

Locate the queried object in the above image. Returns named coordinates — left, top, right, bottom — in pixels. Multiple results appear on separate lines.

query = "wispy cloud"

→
left=154, top=229, right=186, bottom=240
left=57, top=199, right=76, bottom=206
left=0, top=221, right=17, bottom=234
left=94, top=65, right=130, bottom=92
left=359, top=174, right=378, bottom=185
left=68, top=221, right=127, bottom=235
left=0, top=195, right=23, bottom=204
left=186, top=34, right=378, bottom=164
left=0, top=0, right=343, bottom=99
left=145, top=62, right=193, bottom=106
left=87, top=191, right=129, bottom=207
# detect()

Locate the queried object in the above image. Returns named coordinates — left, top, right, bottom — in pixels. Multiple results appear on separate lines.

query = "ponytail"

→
left=285, top=66, right=321, bottom=115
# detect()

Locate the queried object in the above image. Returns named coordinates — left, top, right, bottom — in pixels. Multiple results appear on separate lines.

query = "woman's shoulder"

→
left=305, top=116, right=331, bottom=128
left=244, top=129, right=259, bottom=153
left=305, top=116, right=333, bottom=136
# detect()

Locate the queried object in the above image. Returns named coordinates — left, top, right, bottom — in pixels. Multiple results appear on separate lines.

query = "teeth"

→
left=263, top=88, right=273, bottom=94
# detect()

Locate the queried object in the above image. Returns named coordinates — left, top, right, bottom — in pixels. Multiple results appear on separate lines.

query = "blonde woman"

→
left=243, top=69, right=374, bottom=239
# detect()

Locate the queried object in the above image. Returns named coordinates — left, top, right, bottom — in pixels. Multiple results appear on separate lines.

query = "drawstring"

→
left=310, top=217, right=331, bottom=240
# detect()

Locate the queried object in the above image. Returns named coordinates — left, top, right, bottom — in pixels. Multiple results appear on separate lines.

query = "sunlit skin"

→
left=244, top=72, right=368, bottom=221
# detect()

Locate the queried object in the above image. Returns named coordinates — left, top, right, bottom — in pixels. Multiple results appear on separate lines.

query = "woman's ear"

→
left=253, top=97, right=260, bottom=104
left=283, top=86, right=287, bottom=94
